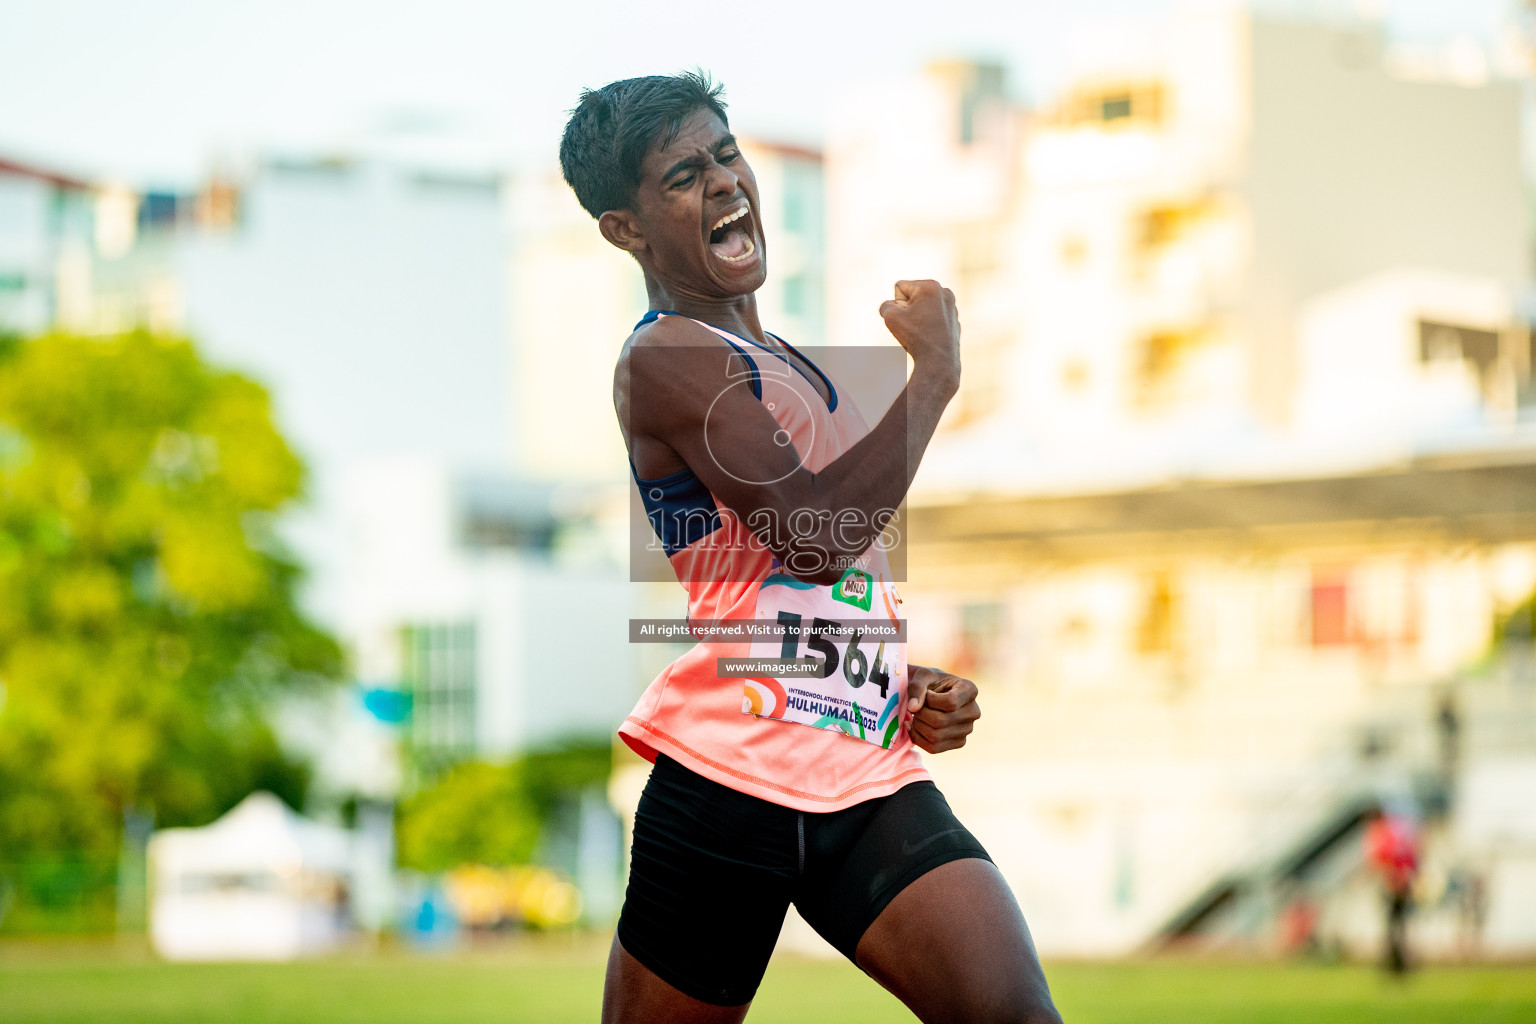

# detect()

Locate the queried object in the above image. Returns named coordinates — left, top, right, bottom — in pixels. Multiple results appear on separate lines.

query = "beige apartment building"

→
left=823, top=11, right=1536, bottom=957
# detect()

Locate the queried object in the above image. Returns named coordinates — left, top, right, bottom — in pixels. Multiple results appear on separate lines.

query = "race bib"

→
left=741, top=565, right=907, bottom=748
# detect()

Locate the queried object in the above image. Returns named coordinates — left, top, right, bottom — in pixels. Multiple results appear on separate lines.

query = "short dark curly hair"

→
left=559, top=71, right=729, bottom=219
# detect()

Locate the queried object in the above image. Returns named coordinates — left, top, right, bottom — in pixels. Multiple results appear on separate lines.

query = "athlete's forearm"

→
left=780, top=360, right=958, bottom=583
left=901, top=357, right=962, bottom=489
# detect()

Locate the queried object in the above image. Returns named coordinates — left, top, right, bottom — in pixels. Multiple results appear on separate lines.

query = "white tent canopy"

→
left=149, top=791, right=353, bottom=960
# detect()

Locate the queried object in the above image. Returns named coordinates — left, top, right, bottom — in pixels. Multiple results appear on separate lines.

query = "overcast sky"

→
left=1, top=0, right=1517, bottom=186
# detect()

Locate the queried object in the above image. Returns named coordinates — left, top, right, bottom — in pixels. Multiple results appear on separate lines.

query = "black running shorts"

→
left=615, top=753, right=992, bottom=1007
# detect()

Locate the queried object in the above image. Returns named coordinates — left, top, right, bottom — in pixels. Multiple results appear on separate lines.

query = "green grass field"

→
left=2, top=940, right=1534, bottom=1023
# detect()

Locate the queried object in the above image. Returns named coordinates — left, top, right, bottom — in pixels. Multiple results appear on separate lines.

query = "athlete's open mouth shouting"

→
left=707, top=200, right=757, bottom=266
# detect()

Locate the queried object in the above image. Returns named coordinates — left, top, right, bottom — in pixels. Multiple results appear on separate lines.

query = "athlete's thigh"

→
left=855, top=858, right=1062, bottom=1024
left=793, top=781, right=989, bottom=963
left=606, top=755, right=796, bottom=1020
left=603, top=935, right=752, bottom=1024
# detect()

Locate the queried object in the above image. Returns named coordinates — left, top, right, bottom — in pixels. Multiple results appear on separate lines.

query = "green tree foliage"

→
left=520, top=742, right=612, bottom=821
left=396, top=742, right=611, bottom=873
left=1495, top=588, right=1535, bottom=647
left=0, top=331, right=342, bottom=862
left=396, top=761, right=541, bottom=872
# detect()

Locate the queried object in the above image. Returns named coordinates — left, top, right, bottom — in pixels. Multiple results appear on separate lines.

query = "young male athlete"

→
left=561, top=73, right=1063, bottom=1024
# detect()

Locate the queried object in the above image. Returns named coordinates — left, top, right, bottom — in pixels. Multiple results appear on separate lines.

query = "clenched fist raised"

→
left=879, top=279, right=961, bottom=383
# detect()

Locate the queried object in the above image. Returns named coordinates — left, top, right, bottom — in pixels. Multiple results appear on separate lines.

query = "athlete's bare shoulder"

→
left=615, top=313, right=750, bottom=402
left=617, top=311, right=725, bottom=363
left=611, top=313, right=755, bottom=485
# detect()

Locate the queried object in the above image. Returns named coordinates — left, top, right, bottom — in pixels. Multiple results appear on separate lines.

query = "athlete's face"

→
left=606, top=108, right=767, bottom=296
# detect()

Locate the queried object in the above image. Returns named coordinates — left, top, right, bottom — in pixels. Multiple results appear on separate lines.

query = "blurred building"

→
left=0, top=156, right=94, bottom=334
left=829, top=16, right=1526, bottom=433
left=327, top=456, right=632, bottom=924
left=818, top=11, right=1536, bottom=958
left=334, top=457, right=634, bottom=782
left=18, top=153, right=514, bottom=625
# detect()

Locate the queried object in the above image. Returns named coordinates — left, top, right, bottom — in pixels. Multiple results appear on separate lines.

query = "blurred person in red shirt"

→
left=1365, top=807, right=1420, bottom=974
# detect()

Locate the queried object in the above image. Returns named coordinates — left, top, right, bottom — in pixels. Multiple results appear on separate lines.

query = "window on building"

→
left=138, top=191, right=186, bottom=232
left=781, top=193, right=802, bottom=236
left=1101, top=95, right=1133, bottom=121
left=1132, top=326, right=1217, bottom=411
left=194, top=179, right=241, bottom=231
left=783, top=274, right=806, bottom=316
left=930, top=60, right=1008, bottom=146
left=459, top=512, right=555, bottom=551
left=267, top=156, right=354, bottom=179
left=409, top=172, right=499, bottom=198
left=1419, top=319, right=1499, bottom=379
left=1137, top=573, right=1180, bottom=654
left=48, top=186, right=71, bottom=233
left=781, top=159, right=821, bottom=237
left=1137, top=199, right=1216, bottom=252
left=1525, top=328, right=1536, bottom=407
left=1063, top=83, right=1165, bottom=129
left=402, top=621, right=477, bottom=776
left=1310, top=573, right=1350, bottom=647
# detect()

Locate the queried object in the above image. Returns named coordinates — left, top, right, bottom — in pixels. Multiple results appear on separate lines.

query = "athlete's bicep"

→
left=626, top=340, right=812, bottom=527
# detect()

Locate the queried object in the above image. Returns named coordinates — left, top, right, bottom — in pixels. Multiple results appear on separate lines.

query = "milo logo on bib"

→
left=832, top=568, right=872, bottom=611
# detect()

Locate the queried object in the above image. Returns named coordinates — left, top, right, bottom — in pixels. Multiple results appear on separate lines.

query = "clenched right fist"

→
left=879, top=279, right=961, bottom=382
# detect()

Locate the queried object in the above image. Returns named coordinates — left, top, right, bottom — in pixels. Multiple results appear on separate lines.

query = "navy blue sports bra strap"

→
left=768, top=332, right=838, bottom=412
left=629, top=456, right=722, bottom=558
left=716, top=337, right=762, bottom=400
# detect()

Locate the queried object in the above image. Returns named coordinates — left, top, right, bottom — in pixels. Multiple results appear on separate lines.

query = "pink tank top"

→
left=620, top=311, right=929, bottom=812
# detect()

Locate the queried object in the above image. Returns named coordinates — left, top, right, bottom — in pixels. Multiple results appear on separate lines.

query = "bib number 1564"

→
left=776, top=611, right=892, bottom=697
